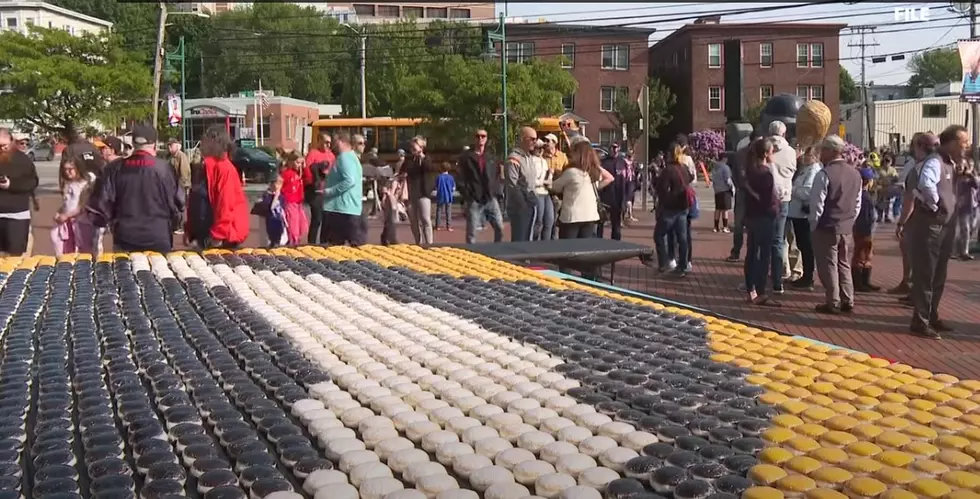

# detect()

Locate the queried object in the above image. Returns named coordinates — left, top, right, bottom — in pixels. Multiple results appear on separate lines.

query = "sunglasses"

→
left=476, top=134, right=487, bottom=138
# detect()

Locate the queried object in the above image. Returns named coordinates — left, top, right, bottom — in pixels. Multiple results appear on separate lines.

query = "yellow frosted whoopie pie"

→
left=825, top=415, right=860, bottom=432
left=827, top=402, right=858, bottom=415
left=959, top=414, right=980, bottom=428
left=809, top=466, right=853, bottom=489
left=820, top=431, right=858, bottom=448
left=779, top=400, right=810, bottom=415
left=789, top=376, right=814, bottom=388
left=809, top=382, right=836, bottom=394
left=942, top=385, right=971, bottom=399
left=785, top=387, right=814, bottom=400
left=876, top=378, right=903, bottom=391
left=846, top=441, right=883, bottom=457
left=943, top=490, right=980, bottom=499
left=786, top=436, right=821, bottom=454
left=918, top=379, right=946, bottom=392
left=879, top=393, right=910, bottom=404
left=874, top=450, right=915, bottom=468
left=877, top=489, right=917, bottom=499
left=759, top=447, right=795, bottom=465
left=742, top=486, right=786, bottom=499
left=760, top=392, right=791, bottom=405
left=876, top=417, right=911, bottom=430
left=911, top=459, right=950, bottom=477
left=931, top=406, right=963, bottom=419
left=957, top=379, right=980, bottom=391
left=965, top=442, right=980, bottom=459
left=839, top=379, right=866, bottom=392
left=852, top=410, right=883, bottom=422
left=809, top=446, right=850, bottom=465
left=940, top=469, right=980, bottom=489
left=841, top=457, right=883, bottom=474
left=769, top=370, right=795, bottom=382
left=830, top=390, right=858, bottom=402
left=804, top=490, right=847, bottom=499
left=897, top=384, right=929, bottom=398
left=794, top=423, right=828, bottom=439
left=763, top=427, right=797, bottom=445
left=843, top=476, right=887, bottom=498
left=901, top=423, right=938, bottom=440
left=877, top=403, right=910, bottom=417
left=786, top=456, right=822, bottom=475
left=852, top=396, right=880, bottom=410
left=907, top=368, right=932, bottom=379
left=932, top=373, right=959, bottom=385
left=934, top=434, right=970, bottom=450
left=904, top=409, right=936, bottom=426
left=906, top=399, right=937, bottom=411
left=851, top=424, right=885, bottom=440
left=873, top=431, right=911, bottom=449
left=749, top=464, right=789, bottom=485
left=857, top=385, right=886, bottom=398
left=820, top=373, right=846, bottom=383
left=945, top=397, right=979, bottom=412
left=775, top=474, right=816, bottom=494
left=932, top=417, right=967, bottom=433
left=935, top=449, right=975, bottom=467
left=772, top=414, right=805, bottom=429
left=804, top=394, right=834, bottom=407
left=873, top=466, right=917, bottom=486
left=908, top=478, right=952, bottom=498
left=926, top=391, right=954, bottom=404
left=901, top=440, right=940, bottom=458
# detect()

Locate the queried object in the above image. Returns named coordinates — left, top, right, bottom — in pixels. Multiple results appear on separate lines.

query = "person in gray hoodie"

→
left=767, top=121, right=797, bottom=293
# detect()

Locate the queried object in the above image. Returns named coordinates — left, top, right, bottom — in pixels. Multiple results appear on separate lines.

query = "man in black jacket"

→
left=457, top=129, right=504, bottom=244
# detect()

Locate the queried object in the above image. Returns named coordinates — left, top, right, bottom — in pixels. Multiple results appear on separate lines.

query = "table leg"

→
left=610, top=262, right=616, bottom=285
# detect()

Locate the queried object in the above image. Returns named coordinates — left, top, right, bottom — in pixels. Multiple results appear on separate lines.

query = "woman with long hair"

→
left=186, top=125, right=249, bottom=249
left=742, top=138, right=781, bottom=306
left=403, top=135, right=439, bottom=245
left=551, top=139, right=614, bottom=239
left=0, top=128, right=39, bottom=256
left=653, top=141, right=694, bottom=276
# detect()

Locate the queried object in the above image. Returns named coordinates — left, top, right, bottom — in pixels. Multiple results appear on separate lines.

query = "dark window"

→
left=449, top=8, right=470, bottom=19
left=352, top=4, right=375, bottom=16
left=377, top=5, right=399, bottom=17
left=562, top=93, right=575, bottom=111
left=560, top=43, right=575, bottom=68
left=426, top=7, right=448, bottom=18
left=403, top=6, right=423, bottom=18
left=922, top=104, right=948, bottom=118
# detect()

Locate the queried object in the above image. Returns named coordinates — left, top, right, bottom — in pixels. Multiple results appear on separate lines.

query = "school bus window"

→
left=396, top=126, right=415, bottom=149
left=364, top=127, right=377, bottom=149
left=378, top=127, right=396, bottom=153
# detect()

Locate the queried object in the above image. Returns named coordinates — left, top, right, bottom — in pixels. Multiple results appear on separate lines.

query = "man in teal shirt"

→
left=321, top=132, right=365, bottom=246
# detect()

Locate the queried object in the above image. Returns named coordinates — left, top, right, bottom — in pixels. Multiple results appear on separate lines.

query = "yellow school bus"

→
left=309, top=116, right=584, bottom=165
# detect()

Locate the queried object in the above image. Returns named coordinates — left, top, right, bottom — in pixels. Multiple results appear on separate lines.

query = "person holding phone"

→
left=0, top=128, right=40, bottom=256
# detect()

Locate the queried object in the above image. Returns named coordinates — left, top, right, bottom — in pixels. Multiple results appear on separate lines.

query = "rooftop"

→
left=0, top=1, right=113, bottom=27
left=651, top=20, right=847, bottom=48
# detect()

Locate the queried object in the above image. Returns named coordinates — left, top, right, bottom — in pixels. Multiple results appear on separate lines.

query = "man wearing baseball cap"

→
left=87, top=123, right=184, bottom=253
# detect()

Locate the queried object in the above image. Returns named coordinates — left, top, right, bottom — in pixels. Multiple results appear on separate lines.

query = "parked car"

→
left=26, top=141, right=55, bottom=162
left=231, top=146, right=277, bottom=183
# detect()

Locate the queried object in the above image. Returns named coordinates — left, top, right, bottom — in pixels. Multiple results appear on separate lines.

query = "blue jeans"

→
left=508, top=197, right=536, bottom=242
left=533, top=194, right=555, bottom=241
left=465, top=198, right=504, bottom=244
left=665, top=218, right=693, bottom=263
left=892, top=194, right=902, bottom=219
left=771, top=202, right=790, bottom=290
left=654, top=210, right=689, bottom=270
left=745, top=215, right=776, bottom=294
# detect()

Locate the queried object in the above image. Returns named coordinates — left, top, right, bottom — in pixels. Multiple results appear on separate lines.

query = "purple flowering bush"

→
left=843, top=142, right=863, bottom=165
left=688, top=130, right=726, bottom=165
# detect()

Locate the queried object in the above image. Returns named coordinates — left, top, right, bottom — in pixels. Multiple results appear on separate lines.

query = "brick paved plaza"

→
left=26, top=191, right=980, bottom=379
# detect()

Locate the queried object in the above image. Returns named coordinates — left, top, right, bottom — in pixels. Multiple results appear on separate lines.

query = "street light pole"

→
left=487, top=13, right=508, bottom=153
left=972, top=3, right=979, bottom=166
left=359, top=33, right=367, bottom=120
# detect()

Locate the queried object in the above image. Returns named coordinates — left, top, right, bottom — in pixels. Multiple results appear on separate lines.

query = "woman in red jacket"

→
left=190, top=125, right=249, bottom=248
left=280, top=152, right=307, bottom=245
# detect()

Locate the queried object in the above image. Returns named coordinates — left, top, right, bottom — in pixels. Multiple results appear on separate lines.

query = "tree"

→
left=907, top=48, right=961, bottom=96
left=745, top=101, right=766, bottom=128
left=0, top=27, right=153, bottom=139
left=608, top=77, right=675, bottom=153
left=840, top=67, right=859, bottom=104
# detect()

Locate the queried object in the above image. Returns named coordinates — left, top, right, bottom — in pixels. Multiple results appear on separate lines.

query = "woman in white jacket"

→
left=787, top=148, right=822, bottom=289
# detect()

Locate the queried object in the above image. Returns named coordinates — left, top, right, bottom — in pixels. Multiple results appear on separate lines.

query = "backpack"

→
left=186, top=165, right=213, bottom=248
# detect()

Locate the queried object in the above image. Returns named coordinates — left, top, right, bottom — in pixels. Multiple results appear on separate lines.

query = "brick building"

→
left=498, top=23, right=653, bottom=159
left=183, top=95, right=319, bottom=151
left=648, top=20, right=845, bottom=146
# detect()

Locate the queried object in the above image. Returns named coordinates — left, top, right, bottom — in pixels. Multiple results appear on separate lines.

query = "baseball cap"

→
left=102, top=136, right=124, bottom=155
left=131, top=123, right=157, bottom=146
left=544, top=133, right=558, bottom=144
left=92, top=138, right=107, bottom=148
left=11, top=133, right=28, bottom=142
left=167, top=137, right=180, bottom=145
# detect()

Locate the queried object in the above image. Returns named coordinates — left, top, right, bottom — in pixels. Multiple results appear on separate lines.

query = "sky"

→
left=494, top=1, right=972, bottom=86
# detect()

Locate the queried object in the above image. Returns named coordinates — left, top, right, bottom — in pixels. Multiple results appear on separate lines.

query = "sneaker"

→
left=174, top=229, right=184, bottom=235
left=685, top=262, right=693, bottom=272
left=841, top=302, right=854, bottom=313
left=725, top=255, right=739, bottom=263
left=722, top=227, right=731, bottom=233
left=671, top=269, right=687, bottom=278
left=667, top=259, right=677, bottom=271
left=960, top=254, right=974, bottom=261
left=911, top=321, right=942, bottom=339
left=790, top=279, right=814, bottom=290
left=447, top=227, right=454, bottom=232
left=712, top=228, right=719, bottom=233
left=815, top=303, right=840, bottom=315
left=773, top=287, right=785, bottom=295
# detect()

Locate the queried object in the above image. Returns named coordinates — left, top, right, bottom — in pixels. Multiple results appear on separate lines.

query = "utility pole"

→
left=359, top=33, right=367, bottom=120
left=487, top=13, right=508, bottom=153
left=151, top=2, right=168, bottom=130
left=972, top=3, right=979, bottom=165
left=848, top=26, right=878, bottom=151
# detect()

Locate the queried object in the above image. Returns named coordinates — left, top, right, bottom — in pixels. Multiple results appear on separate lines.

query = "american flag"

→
left=258, top=80, right=269, bottom=110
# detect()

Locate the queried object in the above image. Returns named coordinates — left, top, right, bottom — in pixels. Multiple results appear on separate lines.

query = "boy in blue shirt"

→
left=434, top=162, right=456, bottom=231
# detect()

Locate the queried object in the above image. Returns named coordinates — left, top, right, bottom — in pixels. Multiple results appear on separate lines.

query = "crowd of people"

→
left=710, top=121, right=973, bottom=340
